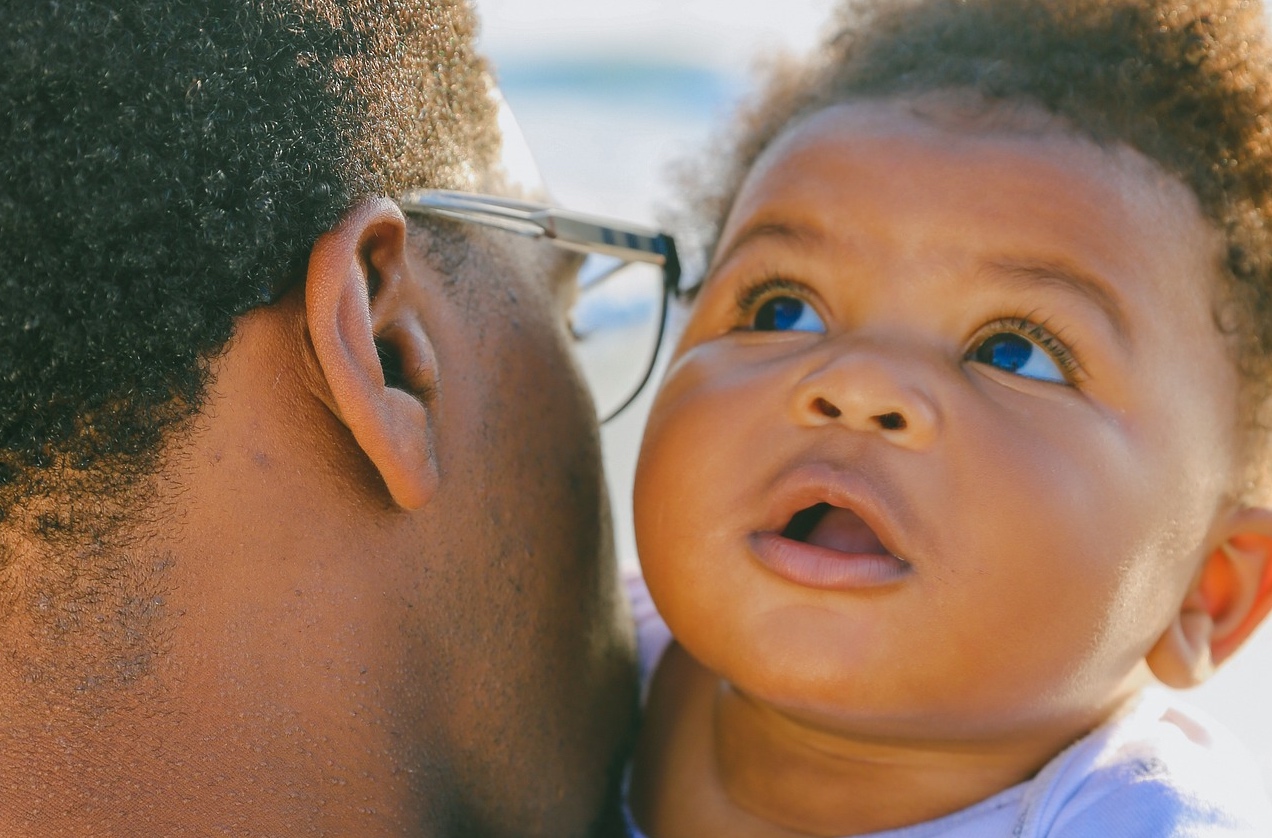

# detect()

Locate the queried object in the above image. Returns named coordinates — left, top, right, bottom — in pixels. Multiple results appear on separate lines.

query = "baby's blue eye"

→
left=969, top=332, right=1065, bottom=383
left=753, top=296, right=826, bottom=332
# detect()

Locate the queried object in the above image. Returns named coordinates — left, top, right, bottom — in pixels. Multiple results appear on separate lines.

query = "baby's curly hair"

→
left=685, top=0, right=1272, bottom=472
left=0, top=0, right=497, bottom=525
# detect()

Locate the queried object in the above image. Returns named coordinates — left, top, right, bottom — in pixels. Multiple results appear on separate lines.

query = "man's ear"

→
left=304, top=196, right=439, bottom=510
left=1147, top=507, right=1272, bottom=687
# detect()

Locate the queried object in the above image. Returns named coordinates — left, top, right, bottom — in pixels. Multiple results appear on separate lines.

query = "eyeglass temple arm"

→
left=400, top=191, right=681, bottom=284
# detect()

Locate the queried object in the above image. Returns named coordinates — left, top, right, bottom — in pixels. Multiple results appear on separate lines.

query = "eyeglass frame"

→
left=396, top=189, right=683, bottom=423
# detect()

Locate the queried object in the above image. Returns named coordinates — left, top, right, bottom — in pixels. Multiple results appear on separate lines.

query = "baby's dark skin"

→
left=629, top=95, right=1272, bottom=837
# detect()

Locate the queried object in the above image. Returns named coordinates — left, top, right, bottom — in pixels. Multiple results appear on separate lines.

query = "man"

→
left=0, top=2, right=646, bottom=834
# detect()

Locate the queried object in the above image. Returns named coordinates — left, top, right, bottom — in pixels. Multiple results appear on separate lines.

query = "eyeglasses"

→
left=398, top=189, right=682, bottom=423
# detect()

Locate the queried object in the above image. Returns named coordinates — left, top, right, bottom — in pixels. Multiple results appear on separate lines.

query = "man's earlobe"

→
left=304, top=196, right=439, bottom=510
left=1147, top=507, right=1272, bottom=687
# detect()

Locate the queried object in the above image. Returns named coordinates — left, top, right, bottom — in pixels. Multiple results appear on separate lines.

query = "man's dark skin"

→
left=0, top=4, right=637, bottom=836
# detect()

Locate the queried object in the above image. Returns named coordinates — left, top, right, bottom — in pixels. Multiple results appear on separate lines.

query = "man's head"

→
left=0, top=0, right=495, bottom=525
left=1, top=3, right=635, bottom=835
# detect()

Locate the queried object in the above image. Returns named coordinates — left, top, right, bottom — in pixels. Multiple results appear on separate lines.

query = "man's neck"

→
left=0, top=533, right=444, bottom=836
left=0, top=453, right=441, bottom=835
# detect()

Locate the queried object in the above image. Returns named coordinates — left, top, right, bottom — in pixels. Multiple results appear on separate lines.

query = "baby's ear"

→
left=1147, top=507, right=1272, bottom=688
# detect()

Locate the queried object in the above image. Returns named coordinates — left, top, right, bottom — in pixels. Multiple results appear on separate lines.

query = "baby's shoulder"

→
left=1020, top=689, right=1272, bottom=837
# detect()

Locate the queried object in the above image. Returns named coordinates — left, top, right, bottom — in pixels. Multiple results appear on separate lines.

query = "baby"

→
left=624, top=0, right=1272, bottom=835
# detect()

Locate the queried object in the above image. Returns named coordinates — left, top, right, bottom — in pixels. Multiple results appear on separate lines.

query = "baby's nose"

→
left=792, top=344, right=940, bottom=449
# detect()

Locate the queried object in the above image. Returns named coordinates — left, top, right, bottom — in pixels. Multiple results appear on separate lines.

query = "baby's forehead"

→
left=758, top=96, right=1192, bottom=211
left=719, top=97, right=1219, bottom=277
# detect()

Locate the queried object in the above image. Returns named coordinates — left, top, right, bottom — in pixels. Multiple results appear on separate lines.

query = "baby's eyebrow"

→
left=713, top=221, right=823, bottom=270
left=986, top=260, right=1130, bottom=344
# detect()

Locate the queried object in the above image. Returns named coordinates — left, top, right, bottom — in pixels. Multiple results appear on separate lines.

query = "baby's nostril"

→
left=875, top=411, right=907, bottom=431
left=813, top=397, right=842, bottom=418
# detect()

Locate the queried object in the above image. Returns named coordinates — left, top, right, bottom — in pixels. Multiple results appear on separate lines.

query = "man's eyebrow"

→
left=988, top=260, right=1130, bottom=343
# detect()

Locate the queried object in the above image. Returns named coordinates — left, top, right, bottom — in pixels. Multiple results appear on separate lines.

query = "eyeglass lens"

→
left=569, top=253, right=668, bottom=422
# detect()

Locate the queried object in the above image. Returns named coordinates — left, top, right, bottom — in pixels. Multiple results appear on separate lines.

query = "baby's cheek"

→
left=635, top=381, right=733, bottom=603
left=634, top=395, right=702, bottom=573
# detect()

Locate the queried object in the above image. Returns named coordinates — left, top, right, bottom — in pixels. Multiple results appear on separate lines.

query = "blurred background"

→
left=478, top=0, right=830, bottom=573
left=474, top=0, right=1272, bottom=793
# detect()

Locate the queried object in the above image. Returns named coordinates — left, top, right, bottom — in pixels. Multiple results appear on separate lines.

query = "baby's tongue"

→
left=806, top=507, right=886, bottom=554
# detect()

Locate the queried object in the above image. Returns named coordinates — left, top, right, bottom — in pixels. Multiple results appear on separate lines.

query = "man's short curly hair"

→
left=685, top=0, right=1272, bottom=459
left=0, top=0, right=497, bottom=521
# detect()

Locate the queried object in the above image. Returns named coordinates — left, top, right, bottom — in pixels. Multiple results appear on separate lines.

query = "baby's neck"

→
left=714, top=686, right=1064, bottom=835
left=630, top=643, right=1142, bottom=837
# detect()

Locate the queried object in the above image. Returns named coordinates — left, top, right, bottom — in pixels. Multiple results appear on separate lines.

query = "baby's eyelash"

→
left=734, top=275, right=809, bottom=314
left=977, top=316, right=1086, bottom=382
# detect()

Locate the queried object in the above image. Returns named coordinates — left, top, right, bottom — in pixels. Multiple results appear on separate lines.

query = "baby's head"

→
left=635, top=0, right=1272, bottom=742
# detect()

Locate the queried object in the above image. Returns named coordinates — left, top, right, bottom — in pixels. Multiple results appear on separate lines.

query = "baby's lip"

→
left=759, top=464, right=908, bottom=561
left=753, top=499, right=912, bottom=591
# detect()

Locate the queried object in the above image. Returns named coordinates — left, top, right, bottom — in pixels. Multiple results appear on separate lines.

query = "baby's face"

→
left=634, top=98, right=1244, bottom=740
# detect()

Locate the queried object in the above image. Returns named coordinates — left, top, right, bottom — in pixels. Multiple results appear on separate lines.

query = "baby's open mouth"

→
left=754, top=500, right=910, bottom=589
left=781, top=502, right=889, bottom=555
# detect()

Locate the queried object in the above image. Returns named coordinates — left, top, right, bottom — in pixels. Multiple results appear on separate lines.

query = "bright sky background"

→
left=474, top=0, right=841, bottom=229
left=477, top=0, right=838, bottom=73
